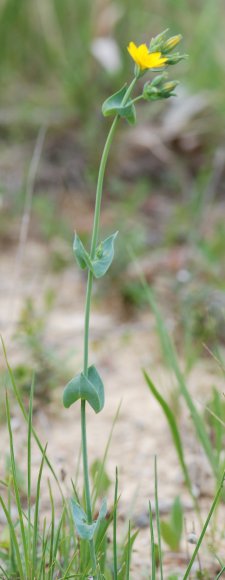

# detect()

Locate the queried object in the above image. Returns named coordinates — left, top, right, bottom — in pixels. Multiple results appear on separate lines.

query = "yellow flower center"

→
left=127, top=41, right=167, bottom=70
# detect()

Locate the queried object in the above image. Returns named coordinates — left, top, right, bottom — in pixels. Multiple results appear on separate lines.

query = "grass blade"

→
left=32, top=444, right=47, bottom=572
left=53, top=507, right=65, bottom=568
left=126, top=522, right=131, bottom=580
left=149, top=501, right=156, bottom=580
left=27, top=376, right=34, bottom=567
left=145, top=288, right=217, bottom=476
left=216, top=564, right=225, bottom=579
left=37, top=517, right=47, bottom=580
left=5, top=391, right=28, bottom=576
left=144, top=371, right=197, bottom=510
left=8, top=483, right=17, bottom=574
left=128, top=264, right=218, bottom=478
left=92, top=400, right=122, bottom=510
left=0, top=496, right=24, bottom=580
left=154, top=456, right=163, bottom=579
left=47, top=479, right=55, bottom=580
left=0, top=565, right=10, bottom=579
left=183, top=470, right=225, bottom=579
left=113, top=467, right=118, bottom=580
left=1, top=337, right=65, bottom=501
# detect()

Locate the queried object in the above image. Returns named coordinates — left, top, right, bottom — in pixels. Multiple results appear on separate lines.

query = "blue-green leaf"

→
left=63, top=365, right=104, bottom=413
left=119, top=102, right=136, bottom=125
left=102, top=85, right=127, bottom=116
left=102, top=85, right=136, bottom=125
left=71, top=498, right=107, bottom=540
left=91, top=232, right=118, bottom=278
left=73, top=233, right=92, bottom=270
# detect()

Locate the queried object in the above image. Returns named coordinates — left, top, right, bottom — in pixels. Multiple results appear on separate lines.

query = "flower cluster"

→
left=127, top=30, right=186, bottom=102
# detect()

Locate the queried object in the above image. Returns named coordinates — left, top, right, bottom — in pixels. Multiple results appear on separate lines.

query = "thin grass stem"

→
left=183, top=470, right=225, bottom=579
left=216, top=564, right=225, bottom=579
left=0, top=496, right=24, bottom=580
left=149, top=501, right=156, bottom=580
left=154, top=456, right=163, bottom=579
left=32, top=444, right=48, bottom=572
left=27, top=377, right=34, bottom=573
left=126, top=521, right=131, bottom=580
left=113, top=467, right=118, bottom=580
left=5, top=391, right=29, bottom=576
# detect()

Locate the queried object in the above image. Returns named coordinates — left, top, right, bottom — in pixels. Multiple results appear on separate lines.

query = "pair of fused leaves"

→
left=74, top=231, right=118, bottom=279
left=63, top=365, right=104, bottom=413
left=102, top=84, right=136, bottom=125
left=71, top=497, right=107, bottom=541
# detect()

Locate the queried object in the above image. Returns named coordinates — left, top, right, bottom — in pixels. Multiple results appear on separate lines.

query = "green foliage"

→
left=71, top=498, right=107, bottom=541
left=91, top=459, right=111, bottom=497
left=161, top=497, right=183, bottom=551
left=1, top=344, right=225, bottom=577
left=144, top=371, right=195, bottom=505
left=0, top=389, right=72, bottom=579
left=13, top=293, right=69, bottom=399
left=143, top=286, right=219, bottom=479
left=63, top=364, right=105, bottom=413
left=73, top=232, right=92, bottom=270
left=73, top=232, right=118, bottom=278
left=102, top=85, right=136, bottom=125
left=204, top=387, right=225, bottom=465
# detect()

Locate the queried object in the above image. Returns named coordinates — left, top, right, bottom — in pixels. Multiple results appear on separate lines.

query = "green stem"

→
left=131, top=95, right=143, bottom=104
left=80, top=76, right=137, bottom=576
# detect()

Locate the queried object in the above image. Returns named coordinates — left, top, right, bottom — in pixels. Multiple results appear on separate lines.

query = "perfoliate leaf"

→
left=91, top=232, right=118, bottom=278
left=102, top=85, right=136, bottom=125
left=63, top=365, right=104, bottom=413
left=71, top=498, right=107, bottom=540
left=73, top=233, right=92, bottom=270
left=119, top=102, right=136, bottom=125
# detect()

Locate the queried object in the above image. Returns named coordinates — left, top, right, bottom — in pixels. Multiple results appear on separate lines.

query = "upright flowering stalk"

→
left=63, top=30, right=186, bottom=577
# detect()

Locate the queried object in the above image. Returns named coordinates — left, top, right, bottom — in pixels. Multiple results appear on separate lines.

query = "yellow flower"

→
left=127, top=41, right=167, bottom=71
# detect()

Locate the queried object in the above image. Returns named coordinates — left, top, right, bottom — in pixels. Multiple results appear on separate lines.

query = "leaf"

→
left=91, top=232, right=118, bottom=278
left=143, top=371, right=193, bottom=501
left=63, top=365, right=105, bottom=413
left=119, top=103, right=136, bottom=126
left=73, top=232, right=92, bottom=270
left=71, top=498, right=107, bottom=541
left=91, top=459, right=111, bottom=496
left=161, top=521, right=179, bottom=552
left=171, top=497, right=183, bottom=544
left=117, top=529, right=138, bottom=580
left=102, top=86, right=136, bottom=125
left=73, top=232, right=118, bottom=278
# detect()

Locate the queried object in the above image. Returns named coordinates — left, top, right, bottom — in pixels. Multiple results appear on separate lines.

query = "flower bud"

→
left=143, top=78, right=179, bottom=101
left=149, top=29, right=169, bottom=52
left=163, top=34, right=182, bottom=53
left=149, top=31, right=185, bottom=66
left=165, top=52, right=188, bottom=65
left=151, top=73, right=168, bottom=87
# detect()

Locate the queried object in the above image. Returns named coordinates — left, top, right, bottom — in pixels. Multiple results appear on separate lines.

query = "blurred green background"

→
left=0, top=0, right=224, bottom=114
